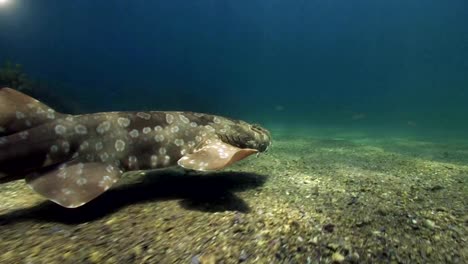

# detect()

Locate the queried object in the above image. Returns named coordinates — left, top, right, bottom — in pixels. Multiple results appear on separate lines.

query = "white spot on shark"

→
left=80, top=141, right=89, bottom=150
left=75, top=125, right=88, bottom=135
left=36, top=108, right=45, bottom=114
left=97, top=121, right=111, bottom=134
left=166, top=114, right=174, bottom=124
left=115, top=139, right=126, bottom=152
left=159, top=147, right=167, bottom=155
left=143, top=127, right=151, bottom=134
left=86, top=154, right=95, bottom=162
left=62, top=188, right=72, bottom=195
left=98, top=175, right=114, bottom=190
left=47, top=109, right=55, bottom=119
left=179, top=114, right=190, bottom=124
left=50, top=145, right=59, bottom=153
left=106, top=165, right=114, bottom=173
left=62, top=141, right=70, bottom=153
left=194, top=113, right=204, bottom=117
left=188, top=141, right=195, bottom=148
left=154, top=126, right=163, bottom=132
left=128, top=156, right=138, bottom=169
left=154, top=134, right=165, bottom=142
left=205, top=125, right=215, bottom=132
left=219, top=150, right=229, bottom=159
left=16, top=111, right=25, bottom=119
left=117, top=117, right=131, bottom=127
left=19, top=131, right=29, bottom=139
left=213, top=117, right=221, bottom=124
left=76, top=178, right=87, bottom=186
left=55, top=125, right=67, bottom=135
left=100, top=152, right=110, bottom=162
left=129, top=156, right=138, bottom=163
left=57, top=169, right=67, bottom=179
left=95, top=142, right=104, bottom=151
left=190, top=122, right=198, bottom=128
left=137, top=112, right=151, bottom=120
left=129, top=129, right=139, bottom=138
left=150, top=155, right=158, bottom=167
left=170, top=126, right=179, bottom=133
left=174, top=139, right=184, bottom=147
left=163, top=155, right=170, bottom=165
left=195, top=136, right=202, bottom=142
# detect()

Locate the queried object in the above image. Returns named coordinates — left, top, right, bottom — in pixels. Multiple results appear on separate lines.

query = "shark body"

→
left=0, top=88, right=271, bottom=208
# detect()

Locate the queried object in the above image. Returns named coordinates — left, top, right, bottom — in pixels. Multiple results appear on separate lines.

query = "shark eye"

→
left=250, top=124, right=264, bottom=134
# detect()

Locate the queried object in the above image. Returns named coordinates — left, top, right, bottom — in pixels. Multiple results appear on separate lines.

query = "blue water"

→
left=1, top=0, right=467, bottom=135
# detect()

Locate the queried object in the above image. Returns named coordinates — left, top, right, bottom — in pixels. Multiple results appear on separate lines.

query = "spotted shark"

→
left=0, top=88, right=271, bottom=208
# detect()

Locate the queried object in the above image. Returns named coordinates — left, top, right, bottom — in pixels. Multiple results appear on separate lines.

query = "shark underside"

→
left=0, top=88, right=271, bottom=208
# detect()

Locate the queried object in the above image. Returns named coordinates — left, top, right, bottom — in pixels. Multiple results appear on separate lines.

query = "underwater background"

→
left=1, top=0, right=467, bottom=137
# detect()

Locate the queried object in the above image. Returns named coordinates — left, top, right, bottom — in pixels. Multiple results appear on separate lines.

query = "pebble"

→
left=423, top=219, right=436, bottom=229
left=327, top=243, right=339, bottom=251
left=331, top=252, right=345, bottom=262
left=89, top=251, right=103, bottom=263
left=239, top=250, right=248, bottom=262
left=323, top=223, right=335, bottom=233
left=191, top=255, right=201, bottom=264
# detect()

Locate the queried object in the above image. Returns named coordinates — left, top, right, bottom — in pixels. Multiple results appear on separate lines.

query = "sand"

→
left=0, top=127, right=466, bottom=263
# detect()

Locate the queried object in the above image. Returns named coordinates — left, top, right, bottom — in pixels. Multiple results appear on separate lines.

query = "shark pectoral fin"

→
left=25, top=161, right=122, bottom=208
left=177, top=141, right=258, bottom=171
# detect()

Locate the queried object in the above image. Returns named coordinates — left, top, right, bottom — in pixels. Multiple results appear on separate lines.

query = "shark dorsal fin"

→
left=25, top=161, right=122, bottom=208
left=0, top=88, right=64, bottom=136
left=178, top=140, right=258, bottom=171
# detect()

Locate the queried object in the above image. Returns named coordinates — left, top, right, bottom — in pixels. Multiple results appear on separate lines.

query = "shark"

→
left=0, top=88, right=271, bottom=208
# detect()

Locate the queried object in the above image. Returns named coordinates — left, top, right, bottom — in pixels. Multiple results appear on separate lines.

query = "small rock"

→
left=191, top=255, right=201, bottom=264
left=133, top=245, right=142, bottom=256
left=349, top=252, right=360, bottom=262
left=199, top=253, right=216, bottom=264
left=105, top=217, right=117, bottom=225
left=89, top=251, right=103, bottom=263
left=425, top=246, right=433, bottom=255
left=310, top=236, right=319, bottom=244
left=239, top=250, right=248, bottom=262
left=323, top=223, right=335, bottom=233
left=331, top=252, right=345, bottom=263
left=327, top=243, right=339, bottom=251
left=428, top=185, right=444, bottom=192
left=423, top=219, right=436, bottom=229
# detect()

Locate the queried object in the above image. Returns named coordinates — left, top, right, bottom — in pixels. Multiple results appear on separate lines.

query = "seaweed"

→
left=0, top=60, right=34, bottom=91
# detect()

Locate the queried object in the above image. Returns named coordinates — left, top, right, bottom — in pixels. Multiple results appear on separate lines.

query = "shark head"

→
left=217, top=120, right=272, bottom=153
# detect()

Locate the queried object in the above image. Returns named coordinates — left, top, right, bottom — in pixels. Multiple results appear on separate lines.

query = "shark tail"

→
left=0, top=88, right=66, bottom=181
left=0, top=87, right=64, bottom=136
